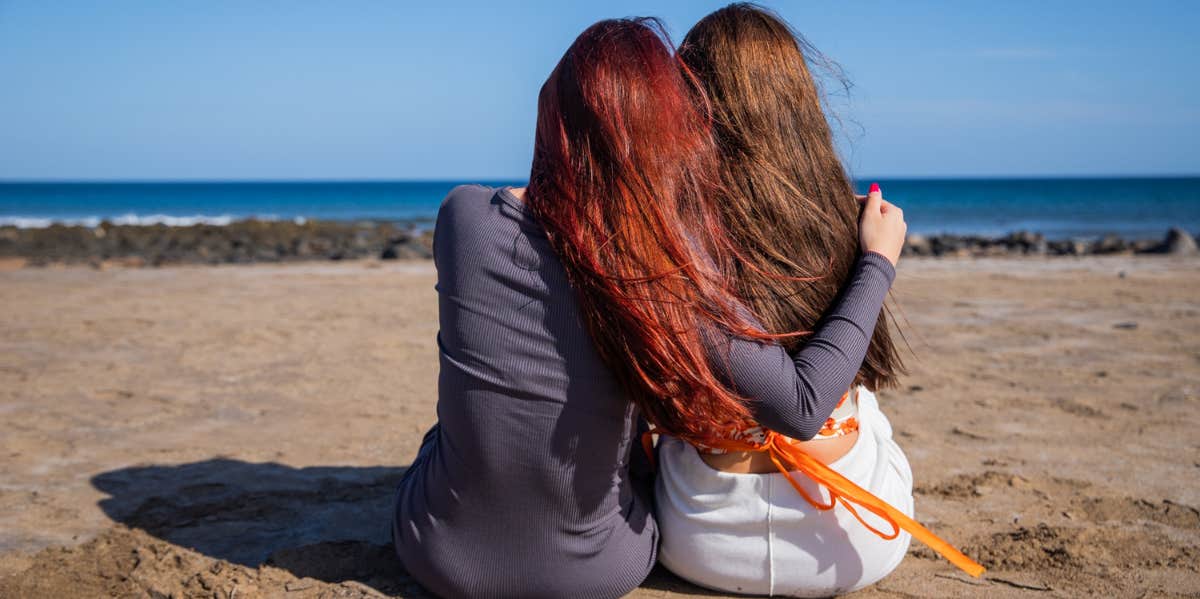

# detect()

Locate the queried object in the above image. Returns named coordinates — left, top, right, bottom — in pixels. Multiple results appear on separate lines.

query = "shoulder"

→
left=442, top=183, right=494, bottom=204
left=438, top=184, right=495, bottom=222
left=436, top=184, right=539, bottom=234
left=434, top=184, right=529, bottom=266
left=435, top=184, right=502, bottom=236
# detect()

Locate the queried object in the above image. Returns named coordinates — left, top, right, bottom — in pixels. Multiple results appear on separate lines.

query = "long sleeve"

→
left=710, top=251, right=896, bottom=441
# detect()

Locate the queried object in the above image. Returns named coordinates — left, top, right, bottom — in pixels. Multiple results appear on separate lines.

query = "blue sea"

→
left=1, top=177, right=1197, bottom=240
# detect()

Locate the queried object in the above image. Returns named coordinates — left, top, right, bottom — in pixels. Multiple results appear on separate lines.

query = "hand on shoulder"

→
left=858, top=183, right=906, bottom=266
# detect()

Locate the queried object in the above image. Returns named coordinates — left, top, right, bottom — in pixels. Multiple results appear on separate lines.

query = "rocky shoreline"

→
left=0, top=220, right=1196, bottom=266
left=0, top=220, right=434, bottom=267
left=902, top=227, right=1198, bottom=257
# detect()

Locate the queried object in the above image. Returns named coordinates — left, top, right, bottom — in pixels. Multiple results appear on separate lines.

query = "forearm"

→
left=722, top=251, right=896, bottom=440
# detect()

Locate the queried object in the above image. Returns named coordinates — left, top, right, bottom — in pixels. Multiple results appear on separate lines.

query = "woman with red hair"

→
left=392, top=16, right=906, bottom=599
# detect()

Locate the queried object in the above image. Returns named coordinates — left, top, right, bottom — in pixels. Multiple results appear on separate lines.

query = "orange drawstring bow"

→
left=642, top=429, right=985, bottom=578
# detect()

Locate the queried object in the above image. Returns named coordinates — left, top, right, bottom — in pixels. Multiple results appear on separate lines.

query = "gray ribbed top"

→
left=392, top=185, right=895, bottom=599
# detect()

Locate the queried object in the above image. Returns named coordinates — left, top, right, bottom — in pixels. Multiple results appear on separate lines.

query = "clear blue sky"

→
left=1, top=1, right=1197, bottom=181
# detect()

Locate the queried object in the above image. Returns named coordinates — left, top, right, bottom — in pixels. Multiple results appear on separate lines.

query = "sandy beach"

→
left=0, top=256, right=1197, bottom=598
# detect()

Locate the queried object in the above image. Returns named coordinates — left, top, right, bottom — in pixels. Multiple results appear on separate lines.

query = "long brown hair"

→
left=527, top=18, right=794, bottom=438
left=680, top=3, right=904, bottom=390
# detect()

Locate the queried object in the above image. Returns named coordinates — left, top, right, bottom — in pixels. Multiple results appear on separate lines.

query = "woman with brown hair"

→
left=650, top=3, right=982, bottom=596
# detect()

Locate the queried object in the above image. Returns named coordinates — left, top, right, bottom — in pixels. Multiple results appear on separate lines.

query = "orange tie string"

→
left=641, top=428, right=985, bottom=578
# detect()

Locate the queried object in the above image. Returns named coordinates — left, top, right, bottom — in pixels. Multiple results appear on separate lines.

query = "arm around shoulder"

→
left=715, top=252, right=896, bottom=440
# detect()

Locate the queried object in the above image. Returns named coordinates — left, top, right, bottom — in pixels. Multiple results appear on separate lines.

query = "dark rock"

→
left=1162, top=227, right=1199, bottom=255
left=1132, top=239, right=1160, bottom=254
left=1047, top=239, right=1091, bottom=256
left=929, top=235, right=965, bottom=257
left=903, top=234, right=931, bottom=256
left=1002, top=230, right=1047, bottom=254
left=1093, top=234, right=1128, bottom=254
left=1068, top=239, right=1092, bottom=255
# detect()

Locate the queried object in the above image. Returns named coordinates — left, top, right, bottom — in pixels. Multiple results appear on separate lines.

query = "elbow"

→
left=791, top=421, right=823, bottom=442
left=763, top=410, right=824, bottom=442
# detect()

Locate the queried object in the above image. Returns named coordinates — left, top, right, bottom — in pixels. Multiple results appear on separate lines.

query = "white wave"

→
left=0, top=217, right=59, bottom=228
left=0, top=213, right=290, bottom=229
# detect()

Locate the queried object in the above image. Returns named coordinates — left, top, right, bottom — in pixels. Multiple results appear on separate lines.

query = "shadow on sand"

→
left=91, top=458, right=425, bottom=594
left=92, top=458, right=715, bottom=597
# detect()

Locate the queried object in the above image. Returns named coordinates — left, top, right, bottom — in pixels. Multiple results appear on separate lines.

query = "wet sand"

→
left=1, top=257, right=1197, bottom=598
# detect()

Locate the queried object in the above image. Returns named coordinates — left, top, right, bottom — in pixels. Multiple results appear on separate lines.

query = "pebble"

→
left=285, top=579, right=316, bottom=592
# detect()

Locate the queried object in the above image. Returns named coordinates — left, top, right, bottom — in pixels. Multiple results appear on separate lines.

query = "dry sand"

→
left=0, top=257, right=1197, bottom=598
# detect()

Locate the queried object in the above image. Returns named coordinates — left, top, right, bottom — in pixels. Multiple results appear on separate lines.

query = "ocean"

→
left=1, top=177, right=1197, bottom=240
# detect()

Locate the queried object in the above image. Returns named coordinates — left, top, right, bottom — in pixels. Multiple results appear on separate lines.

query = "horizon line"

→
left=2, top=173, right=1200, bottom=184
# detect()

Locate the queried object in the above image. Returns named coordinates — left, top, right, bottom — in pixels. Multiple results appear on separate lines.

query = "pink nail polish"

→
left=869, top=183, right=881, bottom=194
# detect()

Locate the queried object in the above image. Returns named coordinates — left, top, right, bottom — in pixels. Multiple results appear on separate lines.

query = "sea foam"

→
left=0, top=214, right=287, bottom=228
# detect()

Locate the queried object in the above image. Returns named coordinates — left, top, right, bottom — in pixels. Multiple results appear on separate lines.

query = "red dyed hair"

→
left=526, top=18, right=778, bottom=439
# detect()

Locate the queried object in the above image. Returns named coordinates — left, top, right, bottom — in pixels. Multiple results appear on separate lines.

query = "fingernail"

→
left=869, top=183, right=881, bottom=194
